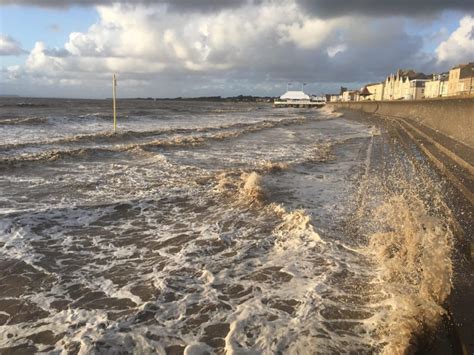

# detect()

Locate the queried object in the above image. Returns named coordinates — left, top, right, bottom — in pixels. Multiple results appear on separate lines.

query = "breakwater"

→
left=329, top=98, right=474, bottom=148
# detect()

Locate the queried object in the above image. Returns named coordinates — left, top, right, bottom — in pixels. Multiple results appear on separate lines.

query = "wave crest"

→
left=369, top=195, right=453, bottom=354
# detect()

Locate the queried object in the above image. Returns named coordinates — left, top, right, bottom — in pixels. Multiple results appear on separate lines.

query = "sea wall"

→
left=329, top=98, right=474, bottom=148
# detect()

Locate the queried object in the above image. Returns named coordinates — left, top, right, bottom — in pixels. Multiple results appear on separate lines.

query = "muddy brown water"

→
left=0, top=98, right=456, bottom=354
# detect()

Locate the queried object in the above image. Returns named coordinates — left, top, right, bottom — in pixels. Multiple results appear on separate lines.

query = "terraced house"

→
left=447, top=62, right=474, bottom=96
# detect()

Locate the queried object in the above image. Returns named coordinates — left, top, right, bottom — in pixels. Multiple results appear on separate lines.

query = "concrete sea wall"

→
left=330, top=98, right=474, bottom=354
left=330, top=98, right=474, bottom=148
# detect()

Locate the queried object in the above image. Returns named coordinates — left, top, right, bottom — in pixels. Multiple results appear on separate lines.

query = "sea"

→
left=0, top=97, right=454, bottom=354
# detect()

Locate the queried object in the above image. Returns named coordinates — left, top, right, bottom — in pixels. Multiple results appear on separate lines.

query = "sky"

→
left=0, top=0, right=473, bottom=98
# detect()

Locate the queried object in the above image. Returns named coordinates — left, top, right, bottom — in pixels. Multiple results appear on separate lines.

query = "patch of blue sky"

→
left=0, top=55, right=26, bottom=68
left=1, top=5, right=99, bottom=51
left=404, top=10, right=466, bottom=53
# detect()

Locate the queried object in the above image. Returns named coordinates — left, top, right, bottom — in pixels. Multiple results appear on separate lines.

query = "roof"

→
left=400, top=69, right=429, bottom=80
left=452, top=62, right=474, bottom=69
left=386, top=69, right=430, bottom=81
left=280, top=91, right=310, bottom=100
left=359, top=87, right=371, bottom=96
left=365, top=82, right=382, bottom=87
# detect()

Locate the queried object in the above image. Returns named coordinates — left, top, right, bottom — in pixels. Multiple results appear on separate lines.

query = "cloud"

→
left=22, top=2, right=340, bottom=76
left=0, top=0, right=253, bottom=12
left=296, top=0, right=474, bottom=18
left=436, top=15, right=474, bottom=65
left=0, top=35, right=27, bottom=55
left=277, top=17, right=343, bottom=49
left=4, top=0, right=474, bottom=17
left=0, top=2, right=445, bottom=98
left=327, top=44, right=347, bottom=58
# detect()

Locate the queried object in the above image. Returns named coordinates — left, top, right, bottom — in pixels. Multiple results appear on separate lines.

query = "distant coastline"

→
left=131, top=95, right=275, bottom=102
left=0, top=95, right=275, bottom=102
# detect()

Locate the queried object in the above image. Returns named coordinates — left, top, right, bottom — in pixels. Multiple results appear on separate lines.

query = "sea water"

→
left=0, top=98, right=453, bottom=354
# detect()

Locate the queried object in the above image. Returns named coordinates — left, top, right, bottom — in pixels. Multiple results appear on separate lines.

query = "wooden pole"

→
left=112, top=74, right=117, bottom=133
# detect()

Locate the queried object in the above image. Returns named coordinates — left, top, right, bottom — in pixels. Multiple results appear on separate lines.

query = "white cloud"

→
left=436, top=15, right=474, bottom=65
left=19, top=2, right=341, bottom=79
left=1, top=2, right=438, bottom=97
left=278, top=17, right=342, bottom=49
left=0, top=34, right=27, bottom=55
left=327, top=43, right=347, bottom=57
left=26, top=42, right=64, bottom=73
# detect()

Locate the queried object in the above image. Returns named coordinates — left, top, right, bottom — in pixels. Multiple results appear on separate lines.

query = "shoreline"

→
left=333, top=106, right=474, bottom=354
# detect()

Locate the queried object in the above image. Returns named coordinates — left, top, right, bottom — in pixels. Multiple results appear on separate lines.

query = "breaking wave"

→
left=0, top=99, right=456, bottom=354
left=369, top=194, right=453, bottom=354
left=0, top=116, right=311, bottom=152
left=0, top=118, right=307, bottom=150
left=0, top=117, right=49, bottom=125
left=0, top=116, right=328, bottom=166
left=215, top=169, right=324, bottom=249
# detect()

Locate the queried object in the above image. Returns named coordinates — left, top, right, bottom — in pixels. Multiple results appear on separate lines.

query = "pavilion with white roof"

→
left=279, top=90, right=310, bottom=100
left=274, top=89, right=324, bottom=108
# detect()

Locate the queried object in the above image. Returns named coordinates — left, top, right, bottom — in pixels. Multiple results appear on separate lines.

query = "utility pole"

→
left=112, top=74, right=117, bottom=133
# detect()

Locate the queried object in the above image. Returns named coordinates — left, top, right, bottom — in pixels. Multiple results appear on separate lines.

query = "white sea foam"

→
left=0, top=100, right=455, bottom=354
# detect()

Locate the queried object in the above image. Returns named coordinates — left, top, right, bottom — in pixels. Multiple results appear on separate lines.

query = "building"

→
left=274, top=90, right=324, bottom=107
left=383, top=69, right=429, bottom=100
left=365, top=82, right=384, bottom=101
left=325, top=94, right=338, bottom=102
left=357, top=86, right=372, bottom=101
left=279, top=91, right=310, bottom=101
left=342, top=90, right=358, bottom=101
left=447, top=62, right=474, bottom=96
left=311, top=95, right=326, bottom=104
left=407, top=79, right=429, bottom=100
left=425, top=73, right=449, bottom=98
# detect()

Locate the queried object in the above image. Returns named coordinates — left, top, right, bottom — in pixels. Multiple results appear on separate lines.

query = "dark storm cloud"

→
left=296, top=0, right=474, bottom=18
left=3, top=0, right=473, bottom=16
left=0, top=0, right=253, bottom=12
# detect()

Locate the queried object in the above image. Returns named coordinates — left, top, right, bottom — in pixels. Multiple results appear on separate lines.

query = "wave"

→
left=241, top=171, right=265, bottom=202
left=0, top=147, right=117, bottom=166
left=214, top=171, right=264, bottom=205
left=319, top=105, right=344, bottom=118
left=0, top=119, right=296, bottom=150
left=0, top=102, right=49, bottom=108
left=1, top=116, right=311, bottom=151
left=369, top=194, right=453, bottom=354
left=78, top=112, right=130, bottom=121
left=214, top=169, right=324, bottom=250
left=0, top=117, right=49, bottom=125
left=352, top=141, right=455, bottom=354
left=0, top=116, right=319, bottom=166
left=272, top=205, right=323, bottom=249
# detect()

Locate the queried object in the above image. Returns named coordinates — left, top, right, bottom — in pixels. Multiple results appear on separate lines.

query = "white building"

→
left=274, top=90, right=324, bottom=107
left=279, top=91, right=310, bottom=100
left=341, top=90, right=358, bottom=101
left=406, top=79, right=429, bottom=100
left=383, top=69, right=429, bottom=100
left=365, top=82, right=384, bottom=101
left=425, top=73, right=449, bottom=98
